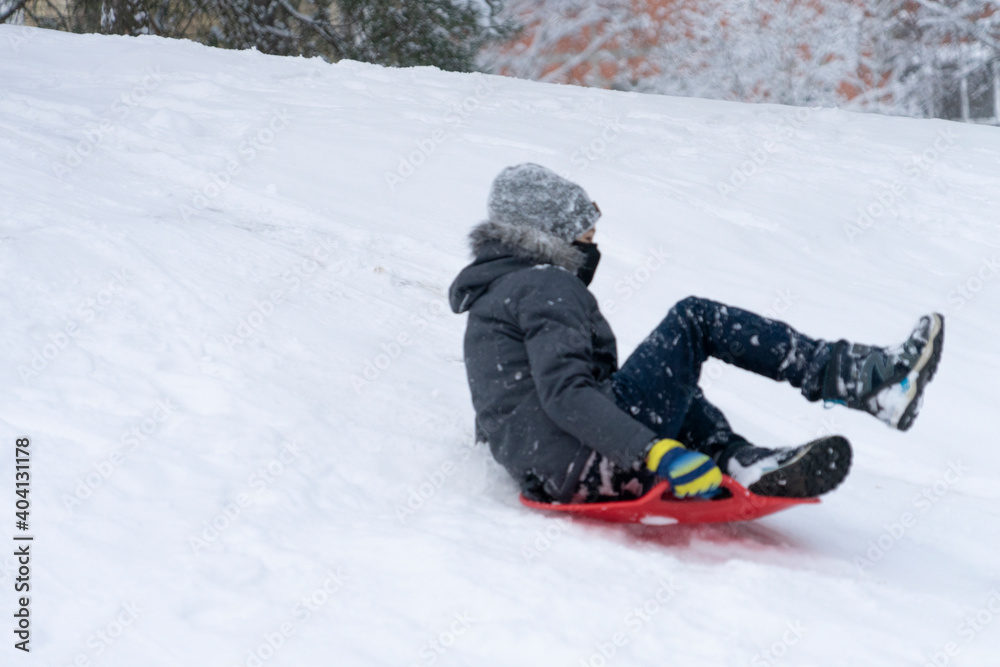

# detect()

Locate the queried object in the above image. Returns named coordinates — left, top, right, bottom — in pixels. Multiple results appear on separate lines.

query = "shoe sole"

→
left=894, top=314, right=944, bottom=431
left=748, top=435, right=852, bottom=498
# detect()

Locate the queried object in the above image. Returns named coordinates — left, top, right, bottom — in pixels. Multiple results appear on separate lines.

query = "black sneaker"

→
left=724, top=436, right=853, bottom=498
left=823, top=313, right=944, bottom=431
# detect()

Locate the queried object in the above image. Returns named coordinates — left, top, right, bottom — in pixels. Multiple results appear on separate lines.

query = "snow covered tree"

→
left=479, top=0, right=651, bottom=87
left=198, top=0, right=514, bottom=68
left=12, top=0, right=514, bottom=72
left=481, top=1, right=875, bottom=102
left=100, top=0, right=154, bottom=35
left=480, top=1, right=862, bottom=99
left=336, top=0, right=515, bottom=71
left=636, top=0, right=867, bottom=106
left=206, top=0, right=303, bottom=55
left=9, top=0, right=199, bottom=35
left=482, top=0, right=1000, bottom=120
left=0, top=0, right=29, bottom=23
left=861, top=0, right=1000, bottom=120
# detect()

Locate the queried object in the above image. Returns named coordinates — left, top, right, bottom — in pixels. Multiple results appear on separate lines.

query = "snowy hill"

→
left=2, top=24, right=1000, bottom=667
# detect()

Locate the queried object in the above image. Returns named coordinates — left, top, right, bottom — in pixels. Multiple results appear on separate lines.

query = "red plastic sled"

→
left=519, top=475, right=818, bottom=525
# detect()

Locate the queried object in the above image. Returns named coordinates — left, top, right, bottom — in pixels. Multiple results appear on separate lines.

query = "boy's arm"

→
left=513, top=268, right=657, bottom=469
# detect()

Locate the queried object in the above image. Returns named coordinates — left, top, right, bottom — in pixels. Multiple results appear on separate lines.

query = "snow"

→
left=2, top=24, right=1000, bottom=667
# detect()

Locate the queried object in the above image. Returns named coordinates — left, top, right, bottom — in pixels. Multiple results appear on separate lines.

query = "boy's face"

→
left=576, top=227, right=597, bottom=244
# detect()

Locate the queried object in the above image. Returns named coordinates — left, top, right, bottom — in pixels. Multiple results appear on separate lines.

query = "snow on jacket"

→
left=448, top=220, right=658, bottom=502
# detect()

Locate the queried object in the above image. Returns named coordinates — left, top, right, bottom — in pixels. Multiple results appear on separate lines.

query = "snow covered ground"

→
left=2, top=24, right=999, bottom=667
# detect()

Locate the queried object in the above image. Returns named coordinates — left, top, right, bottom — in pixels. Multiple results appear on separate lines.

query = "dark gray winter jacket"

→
left=448, top=220, right=658, bottom=502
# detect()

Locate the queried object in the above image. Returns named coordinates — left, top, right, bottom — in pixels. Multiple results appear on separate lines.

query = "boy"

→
left=449, top=164, right=944, bottom=503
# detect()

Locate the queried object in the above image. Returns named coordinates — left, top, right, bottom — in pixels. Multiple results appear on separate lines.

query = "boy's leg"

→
left=611, top=295, right=832, bottom=444
left=570, top=388, right=745, bottom=503
left=674, top=389, right=754, bottom=463
left=599, top=298, right=940, bottom=498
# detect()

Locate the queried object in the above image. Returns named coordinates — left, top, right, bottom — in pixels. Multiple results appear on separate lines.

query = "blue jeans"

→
left=573, top=296, right=832, bottom=501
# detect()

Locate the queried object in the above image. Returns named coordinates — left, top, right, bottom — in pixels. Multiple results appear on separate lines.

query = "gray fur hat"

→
left=487, top=164, right=600, bottom=242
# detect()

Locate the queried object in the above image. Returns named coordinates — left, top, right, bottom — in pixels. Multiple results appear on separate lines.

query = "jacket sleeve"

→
left=511, top=267, right=658, bottom=470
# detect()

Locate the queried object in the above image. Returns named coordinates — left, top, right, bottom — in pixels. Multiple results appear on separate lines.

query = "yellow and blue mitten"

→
left=646, top=439, right=722, bottom=499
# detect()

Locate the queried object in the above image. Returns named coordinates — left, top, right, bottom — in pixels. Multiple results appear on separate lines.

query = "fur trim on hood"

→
left=468, top=220, right=585, bottom=274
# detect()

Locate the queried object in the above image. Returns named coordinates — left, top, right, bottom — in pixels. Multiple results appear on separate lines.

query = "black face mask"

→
left=572, top=241, right=601, bottom=286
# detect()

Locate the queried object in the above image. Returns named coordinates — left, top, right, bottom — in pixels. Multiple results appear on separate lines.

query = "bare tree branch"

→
left=913, top=0, right=1000, bottom=53
left=0, top=0, right=29, bottom=23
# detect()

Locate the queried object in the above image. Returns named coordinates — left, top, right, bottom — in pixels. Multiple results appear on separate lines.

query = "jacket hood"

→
left=449, top=220, right=586, bottom=314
